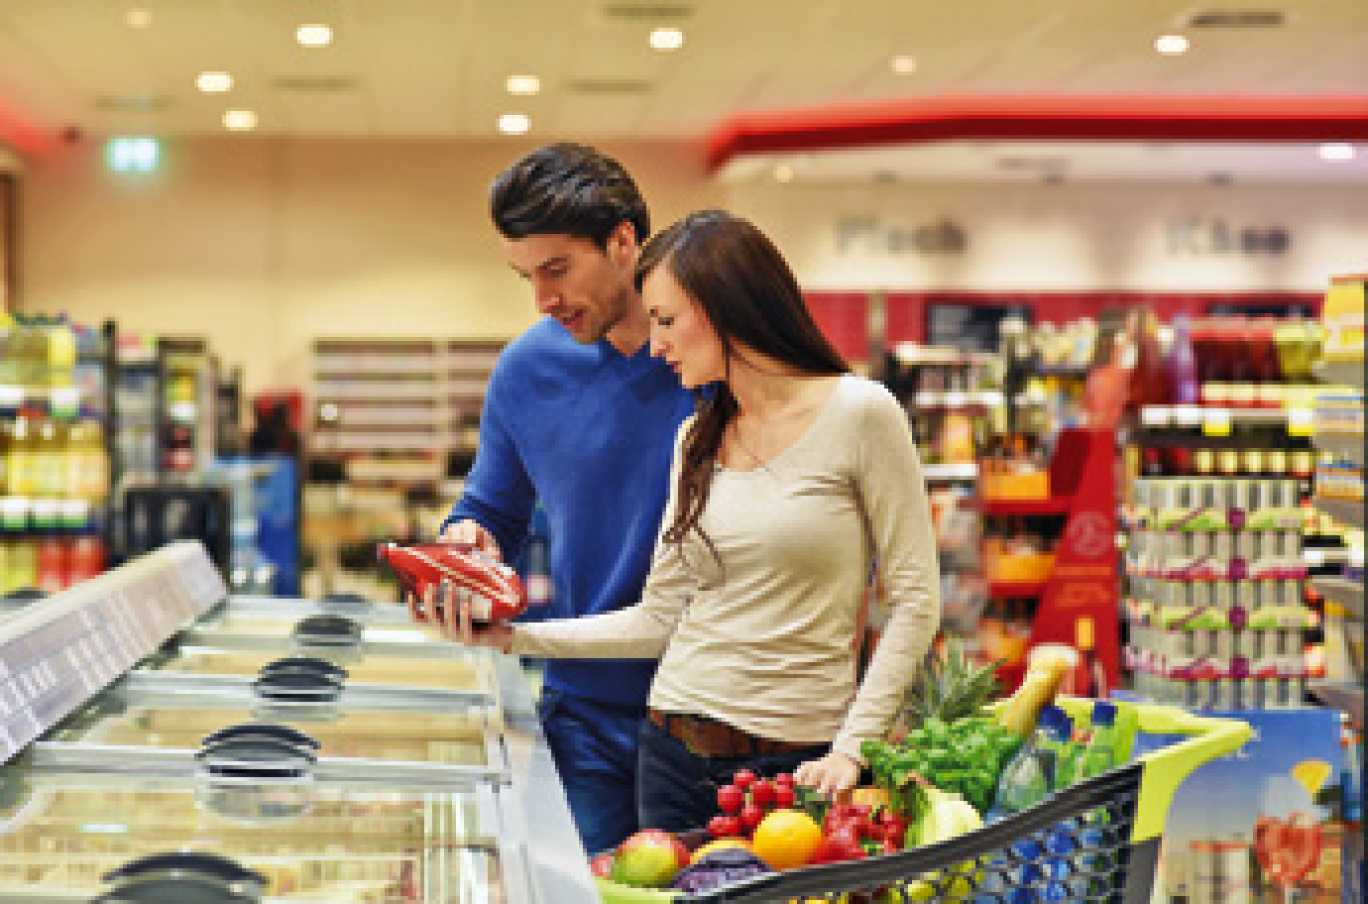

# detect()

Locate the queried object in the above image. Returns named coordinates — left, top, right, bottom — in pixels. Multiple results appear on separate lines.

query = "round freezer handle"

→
left=290, top=613, right=363, bottom=648
left=258, top=655, right=348, bottom=684
left=196, top=722, right=319, bottom=780
left=251, top=668, right=344, bottom=702
left=98, top=850, right=266, bottom=903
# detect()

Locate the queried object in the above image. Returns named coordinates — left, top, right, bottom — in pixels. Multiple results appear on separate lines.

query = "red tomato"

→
left=740, top=803, right=766, bottom=831
left=716, top=784, right=745, bottom=814
left=709, top=814, right=743, bottom=838
left=774, top=772, right=796, bottom=787
left=772, top=783, right=796, bottom=809
left=748, top=779, right=775, bottom=808
left=732, top=768, right=757, bottom=791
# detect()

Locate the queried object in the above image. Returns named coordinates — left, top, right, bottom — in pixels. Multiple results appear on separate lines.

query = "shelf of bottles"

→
left=1122, top=307, right=1357, bottom=712
left=1307, top=274, right=1364, bottom=728
left=0, top=314, right=111, bottom=594
left=884, top=345, right=998, bottom=641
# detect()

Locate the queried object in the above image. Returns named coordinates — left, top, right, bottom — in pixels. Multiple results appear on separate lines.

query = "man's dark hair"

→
left=490, top=143, right=649, bottom=249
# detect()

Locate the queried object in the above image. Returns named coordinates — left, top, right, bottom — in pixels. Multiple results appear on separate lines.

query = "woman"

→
left=429, top=210, right=939, bottom=833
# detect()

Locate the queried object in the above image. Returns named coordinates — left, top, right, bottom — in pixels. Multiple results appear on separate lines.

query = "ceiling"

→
left=0, top=0, right=1365, bottom=182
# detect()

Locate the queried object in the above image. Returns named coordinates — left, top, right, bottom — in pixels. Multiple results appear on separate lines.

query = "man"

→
left=438, top=143, right=695, bottom=853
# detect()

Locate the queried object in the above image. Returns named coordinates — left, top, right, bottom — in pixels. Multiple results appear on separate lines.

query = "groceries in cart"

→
left=594, top=648, right=1093, bottom=892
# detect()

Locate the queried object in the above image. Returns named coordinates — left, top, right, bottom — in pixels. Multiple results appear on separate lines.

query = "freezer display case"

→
left=0, top=541, right=598, bottom=903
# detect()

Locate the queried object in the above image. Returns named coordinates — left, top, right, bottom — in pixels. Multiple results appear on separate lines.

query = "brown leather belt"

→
left=648, top=708, right=819, bottom=759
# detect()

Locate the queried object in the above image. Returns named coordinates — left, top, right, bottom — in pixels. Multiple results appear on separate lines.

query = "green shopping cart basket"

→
left=596, top=697, right=1253, bottom=903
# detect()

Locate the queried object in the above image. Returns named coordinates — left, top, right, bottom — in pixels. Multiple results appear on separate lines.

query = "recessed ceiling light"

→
left=498, top=113, right=531, bottom=135
left=506, top=75, right=541, bottom=96
left=125, top=8, right=153, bottom=29
left=1319, top=143, right=1356, bottom=161
left=1155, top=34, right=1190, bottom=55
left=649, top=27, right=685, bottom=51
left=223, top=110, right=258, bottom=131
left=890, top=55, right=918, bottom=75
left=196, top=71, right=233, bottom=94
left=773, top=164, right=795, bottom=183
left=296, top=24, right=333, bottom=48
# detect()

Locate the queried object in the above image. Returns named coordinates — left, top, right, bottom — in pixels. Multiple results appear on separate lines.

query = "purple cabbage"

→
left=669, top=848, right=774, bottom=894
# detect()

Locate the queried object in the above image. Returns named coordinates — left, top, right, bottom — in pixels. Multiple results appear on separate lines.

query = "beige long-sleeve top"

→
left=511, top=374, right=940, bottom=763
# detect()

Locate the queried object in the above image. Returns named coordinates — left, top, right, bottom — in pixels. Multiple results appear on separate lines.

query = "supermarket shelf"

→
left=988, top=580, right=1049, bottom=599
left=1313, top=495, right=1364, bottom=530
left=1140, top=405, right=1295, bottom=429
left=1311, top=577, right=1364, bottom=619
left=1303, top=546, right=1353, bottom=566
left=0, top=384, right=84, bottom=412
left=980, top=496, right=1072, bottom=516
left=1308, top=682, right=1364, bottom=725
left=1313, top=430, right=1365, bottom=467
left=1313, top=359, right=1365, bottom=391
left=912, top=390, right=1002, bottom=409
left=922, top=462, right=978, bottom=481
left=313, top=358, right=441, bottom=376
left=313, top=384, right=443, bottom=401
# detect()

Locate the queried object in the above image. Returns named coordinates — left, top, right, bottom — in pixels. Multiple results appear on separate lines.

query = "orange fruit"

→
left=749, top=808, right=823, bottom=870
left=690, top=836, right=752, bottom=864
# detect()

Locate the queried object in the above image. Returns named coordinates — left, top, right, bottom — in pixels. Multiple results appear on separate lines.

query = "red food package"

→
left=377, top=542, right=528, bottom=623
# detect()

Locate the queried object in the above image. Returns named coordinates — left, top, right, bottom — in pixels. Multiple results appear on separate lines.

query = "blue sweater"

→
left=443, top=318, right=696, bottom=706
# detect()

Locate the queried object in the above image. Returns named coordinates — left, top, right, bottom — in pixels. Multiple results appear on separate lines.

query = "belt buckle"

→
left=676, top=718, right=713, bottom=758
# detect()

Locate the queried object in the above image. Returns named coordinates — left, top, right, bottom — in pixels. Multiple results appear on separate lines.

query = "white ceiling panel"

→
left=0, top=0, right=1362, bottom=181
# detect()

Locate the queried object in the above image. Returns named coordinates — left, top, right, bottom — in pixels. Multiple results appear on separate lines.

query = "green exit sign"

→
left=105, top=136, right=160, bottom=174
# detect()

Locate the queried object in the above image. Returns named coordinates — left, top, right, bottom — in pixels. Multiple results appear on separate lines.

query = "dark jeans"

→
left=637, top=717, right=828, bottom=834
left=539, top=688, right=646, bottom=855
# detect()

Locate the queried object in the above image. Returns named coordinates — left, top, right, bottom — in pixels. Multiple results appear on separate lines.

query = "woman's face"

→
left=643, top=265, right=726, bottom=389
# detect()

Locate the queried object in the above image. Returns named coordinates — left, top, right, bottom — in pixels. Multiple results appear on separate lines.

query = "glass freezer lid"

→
left=207, top=592, right=415, bottom=627
left=0, top=767, right=503, bottom=903
left=139, top=646, right=485, bottom=692
left=185, top=611, right=433, bottom=644
left=45, top=694, right=495, bottom=768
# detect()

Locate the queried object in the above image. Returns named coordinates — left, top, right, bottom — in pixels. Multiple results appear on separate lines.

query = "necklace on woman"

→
left=727, top=416, right=773, bottom=473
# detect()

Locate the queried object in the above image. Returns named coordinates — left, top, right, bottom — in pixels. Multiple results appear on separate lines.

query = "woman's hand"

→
left=409, top=580, right=515, bottom=654
left=793, top=749, right=862, bottom=799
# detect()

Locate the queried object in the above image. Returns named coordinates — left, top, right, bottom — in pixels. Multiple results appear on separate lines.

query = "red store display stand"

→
left=983, top=426, right=1120, bottom=695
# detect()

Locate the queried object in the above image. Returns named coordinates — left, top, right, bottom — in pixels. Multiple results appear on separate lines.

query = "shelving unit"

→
left=310, top=338, right=505, bottom=492
left=1307, top=306, right=1364, bottom=727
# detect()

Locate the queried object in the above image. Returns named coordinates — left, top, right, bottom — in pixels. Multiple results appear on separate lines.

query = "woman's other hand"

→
left=793, top=750, right=861, bottom=798
left=410, top=580, right=515, bottom=654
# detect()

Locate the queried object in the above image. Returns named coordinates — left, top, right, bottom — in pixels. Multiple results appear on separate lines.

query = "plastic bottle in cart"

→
left=988, top=705, right=1072, bottom=821
left=1074, top=701, right=1121, bottom=782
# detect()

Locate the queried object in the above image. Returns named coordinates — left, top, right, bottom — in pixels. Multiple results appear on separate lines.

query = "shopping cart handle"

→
left=1129, top=703, right=1254, bottom=845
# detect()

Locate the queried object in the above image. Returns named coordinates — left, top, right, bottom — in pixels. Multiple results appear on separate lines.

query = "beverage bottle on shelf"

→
left=376, top=541, right=528, bottom=624
left=1165, top=316, right=1200, bottom=406
left=1074, top=616, right=1108, bottom=699
left=988, top=705, right=1073, bottom=820
left=34, top=418, right=66, bottom=499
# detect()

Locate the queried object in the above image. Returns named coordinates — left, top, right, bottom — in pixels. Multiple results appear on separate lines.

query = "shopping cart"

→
left=596, top=698, right=1252, bottom=903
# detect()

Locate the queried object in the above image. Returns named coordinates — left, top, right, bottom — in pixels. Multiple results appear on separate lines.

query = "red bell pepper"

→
left=810, top=825, right=868, bottom=865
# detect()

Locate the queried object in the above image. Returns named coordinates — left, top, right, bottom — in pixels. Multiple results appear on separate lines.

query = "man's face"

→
left=502, top=223, right=637, bottom=345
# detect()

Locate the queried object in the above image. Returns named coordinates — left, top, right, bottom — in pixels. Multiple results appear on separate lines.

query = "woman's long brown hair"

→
left=634, top=210, right=848, bottom=557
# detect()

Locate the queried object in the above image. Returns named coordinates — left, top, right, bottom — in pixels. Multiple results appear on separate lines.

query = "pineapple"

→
left=903, top=639, right=1002, bottom=729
